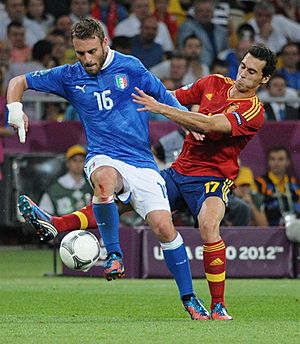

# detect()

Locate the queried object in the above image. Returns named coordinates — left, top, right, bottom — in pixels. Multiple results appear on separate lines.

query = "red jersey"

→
left=172, top=74, right=265, bottom=180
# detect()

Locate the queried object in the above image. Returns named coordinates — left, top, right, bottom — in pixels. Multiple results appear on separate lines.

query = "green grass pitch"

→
left=0, top=248, right=299, bottom=344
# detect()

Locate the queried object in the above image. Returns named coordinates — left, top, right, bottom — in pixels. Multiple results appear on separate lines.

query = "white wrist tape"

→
left=7, top=102, right=26, bottom=143
left=7, top=102, right=23, bottom=113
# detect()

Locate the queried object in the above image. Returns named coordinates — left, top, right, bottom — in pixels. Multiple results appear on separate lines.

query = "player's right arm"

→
left=6, top=75, right=29, bottom=143
left=7, top=66, right=68, bottom=143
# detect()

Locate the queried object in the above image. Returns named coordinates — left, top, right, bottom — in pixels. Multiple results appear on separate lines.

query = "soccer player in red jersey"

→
left=132, top=44, right=277, bottom=320
left=18, top=45, right=277, bottom=320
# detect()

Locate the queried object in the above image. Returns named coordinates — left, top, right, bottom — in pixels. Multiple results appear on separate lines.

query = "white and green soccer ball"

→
left=59, top=230, right=101, bottom=271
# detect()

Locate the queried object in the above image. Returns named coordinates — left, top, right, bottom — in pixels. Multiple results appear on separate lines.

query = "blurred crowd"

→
left=0, top=0, right=299, bottom=122
left=0, top=0, right=300, bottom=229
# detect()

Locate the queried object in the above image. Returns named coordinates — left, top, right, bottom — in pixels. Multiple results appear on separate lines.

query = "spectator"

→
left=46, top=29, right=67, bottom=66
left=218, top=25, right=255, bottom=79
left=151, top=0, right=188, bottom=27
left=25, top=0, right=54, bottom=36
left=255, top=145, right=300, bottom=226
left=4, top=39, right=53, bottom=120
left=248, top=2, right=300, bottom=54
left=152, top=127, right=187, bottom=168
left=163, top=52, right=188, bottom=89
left=177, top=0, right=228, bottom=67
left=265, top=0, right=300, bottom=22
left=0, top=41, right=10, bottom=72
left=114, top=0, right=174, bottom=54
left=39, top=144, right=93, bottom=216
left=277, top=42, right=300, bottom=94
left=42, top=0, right=69, bottom=18
left=258, top=74, right=299, bottom=120
left=222, top=194, right=251, bottom=226
left=91, top=0, right=128, bottom=38
left=68, top=0, right=92, bottom=23
left=0, top=0, right=44, bottom=47
left=7, top=21, right=31, bottom=63
left=151, top=35, right=209, bottom=84
left=152, top=0, right=178, bottom=42
left=68, top=0, right=110, bottom=40
left=111, top=35, right=132, bottom=54
left=131, top=16, right=164, bottom=69
left=149, top=52, right=188, bottom=121
left=210, top=58, right=229, bottom=76
left=53, top=15, right=75, bottom=64
left=234, top=166, right=268, bottom=226
left=181, top=34, right=209, bottom=83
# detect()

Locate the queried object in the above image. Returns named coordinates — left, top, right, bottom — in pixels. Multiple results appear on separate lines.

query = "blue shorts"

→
left=160, top=168, right=233, bottom=222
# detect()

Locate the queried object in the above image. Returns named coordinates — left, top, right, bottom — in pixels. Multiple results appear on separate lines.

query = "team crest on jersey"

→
left=32, top=69, right=51, bottom=77
left=205, top=93, right=213, bottom=101
left=115, top=74, right=128, bottom=90
left=224, top=103, right=239, bottom=114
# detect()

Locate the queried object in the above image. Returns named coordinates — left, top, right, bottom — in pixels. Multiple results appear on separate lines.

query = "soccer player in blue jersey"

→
left=7, top=17, right=209, bottom=320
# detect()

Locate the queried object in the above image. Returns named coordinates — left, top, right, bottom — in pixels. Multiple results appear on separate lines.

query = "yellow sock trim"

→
left=72, top=211, right=88, bottom=230
left=205, top=271, right=225, bottom=282
left=203, top=242, right=225, bottom=252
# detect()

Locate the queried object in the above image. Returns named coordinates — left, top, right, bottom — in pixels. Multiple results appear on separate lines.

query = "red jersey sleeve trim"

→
left=242, top=97, right=262, bottom=122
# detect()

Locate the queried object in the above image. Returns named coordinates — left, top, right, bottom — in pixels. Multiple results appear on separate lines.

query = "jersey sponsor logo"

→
left=232, top=111, right=242, bottom=125
left=115, top=74, right=128, bottom=89
left=205, top=93, right=213, bottom=101
left=75, top=85, right=86, bottom=93
left=32, top=69, right=51, bottom=77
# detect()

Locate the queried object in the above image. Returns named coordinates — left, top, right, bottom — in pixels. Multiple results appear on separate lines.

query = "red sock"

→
left=203, top=239, right=226, bottom=309
left=52, top=205, right=97, bottom=232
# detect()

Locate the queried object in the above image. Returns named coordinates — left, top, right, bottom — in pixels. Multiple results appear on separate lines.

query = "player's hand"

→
left=189, top=131, right=205, bottom=141
left=132, top=87, right=163, bottom=114
left=7, top=102, right=28, bottom=143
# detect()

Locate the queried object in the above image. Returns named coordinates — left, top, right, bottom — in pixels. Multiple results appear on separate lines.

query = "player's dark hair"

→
left=71, top=17, right=105, bottom=42
left=245, top=45, right=277, bottom=77
left=267, top=145, right=290, bottom=160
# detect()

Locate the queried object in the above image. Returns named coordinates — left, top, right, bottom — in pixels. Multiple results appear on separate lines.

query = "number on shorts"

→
left=204, top=181, right=220, bottom=193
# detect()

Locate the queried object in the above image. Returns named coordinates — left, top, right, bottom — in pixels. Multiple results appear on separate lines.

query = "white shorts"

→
left=84, top=155, right=171, bottom=219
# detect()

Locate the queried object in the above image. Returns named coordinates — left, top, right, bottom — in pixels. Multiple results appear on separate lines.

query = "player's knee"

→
left=92, top=169, right=117, bottom=197
left=149, top=217, right=176, bottom=242
left=199, top=218, right=220, bottom=242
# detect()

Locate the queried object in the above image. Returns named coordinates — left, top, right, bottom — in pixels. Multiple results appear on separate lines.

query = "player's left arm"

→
left=132, top=87, right=232, bottom=134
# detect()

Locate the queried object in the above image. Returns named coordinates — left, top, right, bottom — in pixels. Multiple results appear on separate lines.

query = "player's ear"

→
left=261, top=75, right=271, bottom=86
left=103, top=37, right=108, bottom=46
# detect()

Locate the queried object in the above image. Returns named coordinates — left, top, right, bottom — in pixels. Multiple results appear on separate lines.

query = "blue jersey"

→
left=25, top=48, right=186, bottom=170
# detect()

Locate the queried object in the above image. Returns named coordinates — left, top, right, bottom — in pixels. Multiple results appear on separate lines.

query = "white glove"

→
left=7, top=102, right=26, bottom=143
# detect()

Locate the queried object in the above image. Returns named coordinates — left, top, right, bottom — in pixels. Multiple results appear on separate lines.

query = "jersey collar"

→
left=101, top=47, right=114, bottom=70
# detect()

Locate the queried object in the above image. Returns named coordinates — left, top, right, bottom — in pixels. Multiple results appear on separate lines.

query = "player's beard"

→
left=84, top=48, right=108, bottom=75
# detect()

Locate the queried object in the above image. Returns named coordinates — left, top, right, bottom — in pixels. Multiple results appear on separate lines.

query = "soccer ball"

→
left=59, top=230, right=101, bottom=271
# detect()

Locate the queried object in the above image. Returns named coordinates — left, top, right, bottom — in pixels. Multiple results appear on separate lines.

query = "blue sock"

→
left=92, top=201, right=123, bottom=257
left=161, top=234, right=194, bottom=299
